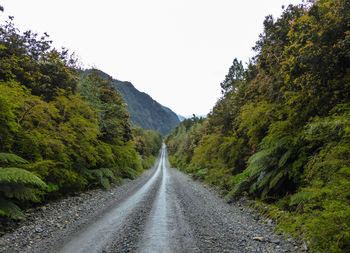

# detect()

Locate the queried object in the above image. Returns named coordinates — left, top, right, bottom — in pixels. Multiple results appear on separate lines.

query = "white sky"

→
left=1, top=0, right=303, bottom=116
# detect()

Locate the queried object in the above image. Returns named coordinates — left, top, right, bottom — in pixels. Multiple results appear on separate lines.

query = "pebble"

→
left=253, top=236, right=265, bottom=242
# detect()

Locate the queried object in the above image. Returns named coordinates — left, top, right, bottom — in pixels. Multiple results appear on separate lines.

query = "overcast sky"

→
left=1, top=0, right=303, bottom=116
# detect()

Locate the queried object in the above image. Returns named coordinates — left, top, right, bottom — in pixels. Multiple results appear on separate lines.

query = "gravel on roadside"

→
left=167, top=166, right=304, bottom=253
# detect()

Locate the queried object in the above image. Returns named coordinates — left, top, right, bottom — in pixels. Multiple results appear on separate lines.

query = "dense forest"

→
left=0, top=10, right=162, bottom=220
left=166, top=0, right=350, bottom=251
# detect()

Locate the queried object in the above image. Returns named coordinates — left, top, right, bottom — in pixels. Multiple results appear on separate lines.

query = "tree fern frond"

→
left=228, top=169, right=249, bottom=185
left=269, top=170, right=288, bottom=190
left=85, top=168, right=115, bottom=189
left=100, top=177, right=110, bottom=189
left=261, top=185, right=270, bottom=199
left=0, top=167, right=46, bottom=188
left=0, top=153, right=28, bottom=164
left=99, top=168, right=115, bottom=180
left=0, top=198, right=25, bottom=219
left=249, top=182, right=258, bottom=194
left=289, top=191, right=313, bottom=207
left=226, top=179, right=250, bottom=200
left=1, top=184, right=39, bottom=201
left=248, top=148, right=273, bottom=167
left=278, top=149, right=293, bottom=168
left=257, top=170, right=277, bottom=190
left=91, top=169, right=103, bottom=179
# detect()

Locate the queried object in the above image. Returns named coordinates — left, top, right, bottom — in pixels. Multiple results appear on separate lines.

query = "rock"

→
left=302, top=243, right=308, bottom=251
left=265, top=218, right=272, bottom=225
left=35, top=227, right=43, bottom=233
left=253, top=236, right=265, bottom=242
left=270, top=239, right=280, bottom=244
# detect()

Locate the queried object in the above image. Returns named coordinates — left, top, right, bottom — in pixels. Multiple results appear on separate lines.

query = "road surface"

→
left=52, top=144, right=296, bottom=252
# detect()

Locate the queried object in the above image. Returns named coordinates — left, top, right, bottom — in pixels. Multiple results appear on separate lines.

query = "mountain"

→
left=177, top=114, right=207, bottom=122
left=83, top=69, right=180, bottom=135
left=177, top=115, right=186, bottom=122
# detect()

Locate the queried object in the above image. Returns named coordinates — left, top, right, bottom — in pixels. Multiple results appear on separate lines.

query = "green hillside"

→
left=166, top=1, right=350, bottom=251
left=83, top=70, right=179, bottom=135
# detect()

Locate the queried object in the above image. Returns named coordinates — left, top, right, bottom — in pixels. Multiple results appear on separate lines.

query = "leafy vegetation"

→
left=0, top=9, right=162, bottom=220
left=0, top=153, right=46, bottom=218
left=166, top=1, right=350, bottom=251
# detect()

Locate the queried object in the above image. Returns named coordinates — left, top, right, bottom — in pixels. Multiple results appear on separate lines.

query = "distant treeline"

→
left=166, top=0, right=350, bottom=251
left=0, top=11, right=162, bottom=219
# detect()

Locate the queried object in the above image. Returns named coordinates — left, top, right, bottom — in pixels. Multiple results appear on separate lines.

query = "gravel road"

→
left=0, top=144, right=303, bottom=252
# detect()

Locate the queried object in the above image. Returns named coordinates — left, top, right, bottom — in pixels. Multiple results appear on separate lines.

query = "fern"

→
left=230, top=134, right=298, bottom=199
left=196, top=168, right=208, bottom=178
left=0, top=167, right=46, bottom=188
left=289, top=191, right=313, bottom=207
left=84, top=168, right=116, bottom=189
left=225, top=178, right=250, bottom=200
left=269, top=170, right=288, bottom=190
left=99, top=168, right=115, bottom=179
left=0, top=198, right=25, bottom=219
left=278, top=149, right=293, bottom=168
left=0, top=153, right=28, bottom=164
left=0, top=154, right=47, bottom=219
left=121, top=167, right=138, bottom=180
left=100, top=177, right=110, bottom=190
left=257, top=170, right=277, bottom=190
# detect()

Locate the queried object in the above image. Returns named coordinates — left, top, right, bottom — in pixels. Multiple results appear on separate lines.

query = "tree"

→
left=0, top=17, right=77, bottom=101
left=78, top=70, right=132, bottom=143
left=220, top=58, right=244, bottom=94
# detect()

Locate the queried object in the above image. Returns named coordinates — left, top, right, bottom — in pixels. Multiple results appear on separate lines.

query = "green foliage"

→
left=239, top=101, right=278, bottom=148
left=0, top=199, right=25, bottom=219
left=196, top=168, right=208, bottom=179
left=140, top=155, right=156, bottom=170
left=237, top=130, right=300, bottom=200
left=0, top=18, right=78, bottom=101
left=220, top=58, right=244, bottom=94
left=84, top=168, right=117, bottom=190
left=0, top=15, right=163, bottom=221
left=280, top=113, right=350, bottom=251
left=168, top=155, right=178, bottom=168
left=166, top=1, right=350, bottom=251
left=0, top=153, right=28, bottom=164
left=133, top=126, right=162, bottom=157
left=0, top=80, right=26, bottom=150
left=0, top=153, right=47, bottom=218
left=113, top=141, right=143, bottom=179
left=78, top=70, right=132, bottom=143
left=0, top=167, right=46, bottom=190
left=166, top=116, right=206, bottom=171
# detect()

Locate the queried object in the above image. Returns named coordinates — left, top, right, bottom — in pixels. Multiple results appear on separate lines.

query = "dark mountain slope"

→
left=83, top=69, right=179, bottom=135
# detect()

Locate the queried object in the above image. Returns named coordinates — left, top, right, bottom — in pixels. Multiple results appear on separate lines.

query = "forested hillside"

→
left=114, top=78, right=180, bottom=135
left=166, top=0, right=350, bottom=251
left=0, top=13, right=162, bottom=220
left=82, top=69, right=180, bottom=135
